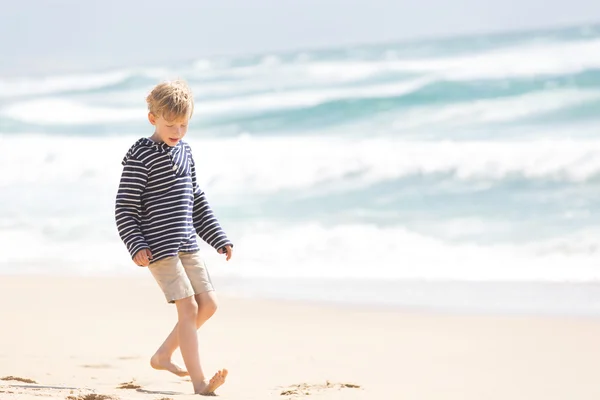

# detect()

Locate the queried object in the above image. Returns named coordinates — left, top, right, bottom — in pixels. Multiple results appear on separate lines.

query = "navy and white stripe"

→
left=115, top=137, right=232, bottom=263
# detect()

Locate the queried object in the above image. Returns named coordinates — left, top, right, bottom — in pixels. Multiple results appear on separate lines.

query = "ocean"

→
left=2, top=24, right=600, bottom=314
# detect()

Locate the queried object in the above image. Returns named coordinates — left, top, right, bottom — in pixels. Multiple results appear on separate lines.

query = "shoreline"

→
left=3, top=272, right=600, bottom=318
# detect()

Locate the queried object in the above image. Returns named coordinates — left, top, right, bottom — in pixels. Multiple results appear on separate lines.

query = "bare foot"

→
left=195, top=369, right=228, bottom=395
left=150, top=354, right=189, bottom=377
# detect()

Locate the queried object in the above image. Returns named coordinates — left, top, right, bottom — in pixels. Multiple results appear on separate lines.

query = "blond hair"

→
left=146, top=79, right=194, bottom=121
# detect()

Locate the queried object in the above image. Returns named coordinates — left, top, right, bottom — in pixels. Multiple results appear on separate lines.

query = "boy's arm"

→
left=190, top=157, right=233, bottom=252
left=115, top=156, right=150, bottom=259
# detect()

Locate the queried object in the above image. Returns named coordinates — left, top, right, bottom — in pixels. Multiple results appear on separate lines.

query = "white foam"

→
left=393, top=89, right=600, bottom=129
left=1, top=78, right=432, bottom=124
left=206, top=37, right=598, bottom=83
left=224, top=222, right=600, bottom=282
left=439, top=38, right=600, bottom=80
left=3, top=135, right=600, bottom=196
left=304, top=38, right=600, bottom=81
left=1, top=99, right=144, bottom=124
left=188, top=136, right=600, bottom=196
left=196, top=77, right=433, bottom=115
left=0, top=71, right=130, bottom=98
left=5, top=86, right=596, bottom=126
left=185, top=38, right=600, bottom=99
left=3, top=219, right=600, bottom=282
left=0, top=68, right=169, bottom=99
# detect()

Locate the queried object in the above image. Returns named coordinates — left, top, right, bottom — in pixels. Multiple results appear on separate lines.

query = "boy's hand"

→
left=218, top=245, right=233, bottom=261
left=134, top=249, right=153, bottom=267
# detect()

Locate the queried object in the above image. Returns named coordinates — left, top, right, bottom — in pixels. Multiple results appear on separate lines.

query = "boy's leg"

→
left=152, top=292, right=226, bottom=394
left=174, top=295, right=226, bottom=395
left=194, top=290, right=228, bottom=393
left=151, top=290, right=218, bottom=374
left=147, top=255, right=195, bottom=376
left=152, top=251, right=218, bottom=359
left=177, top=251, right=218, bottom=329
left=150, top=323, right=188, bottom=376
left=179, top=252, right=227, bottom=394
left=174, top=295, right=204, bottom=389
left=150, top=252, right=227, bottom=393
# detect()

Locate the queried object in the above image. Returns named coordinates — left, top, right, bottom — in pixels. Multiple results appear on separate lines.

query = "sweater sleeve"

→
left=189, top=153, right=233, bottom=252
left=115, top=156, right=150, bottom=258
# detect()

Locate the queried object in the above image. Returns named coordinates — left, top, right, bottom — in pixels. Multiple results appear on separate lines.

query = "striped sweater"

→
left=115, top=137, right=232, bottom=263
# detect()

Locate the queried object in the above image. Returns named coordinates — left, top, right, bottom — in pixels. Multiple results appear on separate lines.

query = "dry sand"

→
left=1, top=275, right=600, bottom=400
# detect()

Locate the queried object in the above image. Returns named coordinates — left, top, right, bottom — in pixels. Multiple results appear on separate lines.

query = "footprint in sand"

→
left=80, top=364, right=113, bottom=369
left=0, top=376, right=38, bottom=384
left=67, top=395, right=118, bottom=400
left=279, top=381, right=361, bottom=397
left=117, top=380, right=142, bottom=390
left=117, top=355, right=141, bottom=360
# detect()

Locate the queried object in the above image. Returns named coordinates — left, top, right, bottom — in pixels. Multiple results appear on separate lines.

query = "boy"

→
left=115, top=79, right=232, bottom=395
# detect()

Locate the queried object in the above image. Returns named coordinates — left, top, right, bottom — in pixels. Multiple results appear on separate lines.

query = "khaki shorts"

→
left=148, top=251, right=214, bottom=303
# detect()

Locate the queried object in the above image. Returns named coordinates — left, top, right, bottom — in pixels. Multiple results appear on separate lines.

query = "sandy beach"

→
left=1, top=274, right=600, bottom=400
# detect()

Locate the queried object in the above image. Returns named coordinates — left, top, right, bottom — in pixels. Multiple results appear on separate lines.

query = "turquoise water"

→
left=2, top=24, right=600, bottom=295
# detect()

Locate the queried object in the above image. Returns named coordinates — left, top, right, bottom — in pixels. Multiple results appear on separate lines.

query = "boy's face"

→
left=148, top=112, right=189, bottom=146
